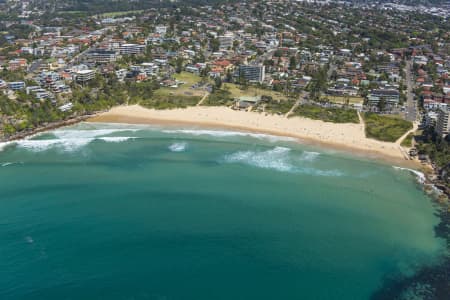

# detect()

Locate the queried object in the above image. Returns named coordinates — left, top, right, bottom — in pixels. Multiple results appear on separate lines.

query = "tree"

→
left=210, top=38, right=220, bottom=52
left=175, top=57, right=183, bottom=74
left=378, top=97, right=386, bottom=112
left=214, top=77, right=222, bottom=89
left=289, top=56, right=297, bottom=70
left=273, top=49, right=283, bottom=57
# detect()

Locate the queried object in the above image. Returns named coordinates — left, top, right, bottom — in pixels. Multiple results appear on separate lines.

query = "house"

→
left=58, top=102, right=73, bottom=112
left=136, top=73, right=148, bottom=82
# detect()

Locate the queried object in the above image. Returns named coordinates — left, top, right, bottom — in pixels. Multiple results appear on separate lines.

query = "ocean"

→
left=0, top=122, right=446, bottom=299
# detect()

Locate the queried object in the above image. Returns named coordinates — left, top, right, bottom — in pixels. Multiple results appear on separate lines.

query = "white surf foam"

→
left=162, top=129, right=297, bottom=142
left=0, top=141, right=13, bottom=152
left=299, top=151, right=320, bottom=162
left=16, top=138, right=94, bottom=152
left=11, top=126, right=140, bottom=152
left=224, top=147, right=342, bottom=176
left=169, top=142, right=188, bottom=152
left=299, top=167, right=344, bottom=177
left=97, top=137, right=136, bottom=143
left=224, top=147, right=294, bottom=172
left=52, top=128, right=139, bottom=139
left=393, top=166, right=426, bottom=184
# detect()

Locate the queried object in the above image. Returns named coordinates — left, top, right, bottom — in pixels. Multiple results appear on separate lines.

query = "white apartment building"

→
left=74, top=70, right=95, bottom=83
left=119, top=43, right=145, bottom=55
left=436, top=107, right=450, bottom=137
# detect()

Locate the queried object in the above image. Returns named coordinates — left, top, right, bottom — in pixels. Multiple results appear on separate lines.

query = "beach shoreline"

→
left=87, top=104, right=421, bottom=169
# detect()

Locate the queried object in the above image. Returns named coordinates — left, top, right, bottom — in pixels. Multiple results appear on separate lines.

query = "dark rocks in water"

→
left=372, top=199, right=450, bottom=300
left=370, top=258, right=450, bottom=300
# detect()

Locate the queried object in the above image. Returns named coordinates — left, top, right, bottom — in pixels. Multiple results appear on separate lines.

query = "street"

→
left=404, top=60, right=417, bottom=122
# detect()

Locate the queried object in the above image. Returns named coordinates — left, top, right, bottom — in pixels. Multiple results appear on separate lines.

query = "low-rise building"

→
left=235, top=96, right=261, bottom=109
left=119, top=43, right=145, bottom=55
left=8, top=81, right=26, bottom=90
left=218, top=33, right=234, bottom=50
left=74, top=70, right=96, bottom=83
left=87, top=49, right=117, bottom=64
left=367, top=89, right=400, bottom=106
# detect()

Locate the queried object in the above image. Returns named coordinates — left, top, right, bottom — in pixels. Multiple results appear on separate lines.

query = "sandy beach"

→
left=88, top=105, right=418, bottom=167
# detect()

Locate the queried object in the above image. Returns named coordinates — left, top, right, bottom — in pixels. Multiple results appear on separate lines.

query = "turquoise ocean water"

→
left=0, top=122, right=446, bottom=299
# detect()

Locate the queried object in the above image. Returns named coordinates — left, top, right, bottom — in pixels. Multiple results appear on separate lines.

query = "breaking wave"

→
left=223, top=147, right=342, bottom=176
left=299, top=151, right=320, bottom=162
left=169, top=142, right=188, bottom=152
left=16, top=138, right=93, bottom=152
left=393, top=166, right=426, bottom=184
left=12, top=128, right=141, bottom=152
left=0, top=141, right=13, bottom=152
left=162, top=129, right=297, bottom=142
left=1, top=162, right=22, bottom=167
left=52, top=128, right=139, bottom=139
left=225, top=147, right=293, bottom=172
left=97, top=137, right=137, bottom=143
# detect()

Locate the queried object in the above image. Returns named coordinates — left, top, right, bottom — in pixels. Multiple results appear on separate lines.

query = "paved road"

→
left=327, top=62, right=337, bottom=79
left=28, top=59, right=43, bottom=73
left=404, top=60, right=417, bottom=122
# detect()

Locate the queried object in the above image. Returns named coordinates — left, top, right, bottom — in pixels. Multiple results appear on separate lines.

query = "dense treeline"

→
left=417, top=129, right=450, bottom=177
left=30, top=0, right=238, bottom=15
left=0, top=74, right=161, bottom=138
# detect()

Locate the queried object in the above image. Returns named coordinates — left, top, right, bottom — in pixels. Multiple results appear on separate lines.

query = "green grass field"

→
left=400, top=132, right=415, bottom=147
left=292, top=105, right=359, bottom=123
left=154, top=72, right=207, bottom=98
left=140, top=94, right=201, bottom=110
left=363, top=113, right=413, bottom=142
left=264, top=100, right=296, bottom=115
left=203, top=89, right=234, bottom=106
left=137, top=73, right=206, bottom=109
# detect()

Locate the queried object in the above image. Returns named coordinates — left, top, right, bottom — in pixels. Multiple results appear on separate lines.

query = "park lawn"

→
left=264, top=100, right=296, bottom=115
left=154, top=72, right=206, bottom=97
left=401, top=132, right=415, bottom=147
left=140, top=94, right=201, bottom=110
left=292, top=104, right=359, bottom=123
left=203, top=89, right=234, bottom=106
left=173, top=72, right=202, bottom=84
left=222, top=83, right=288, bottom=101
left=321, top=95, right=364, bottom=105
left=363, top=113, right=413, bottom=142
